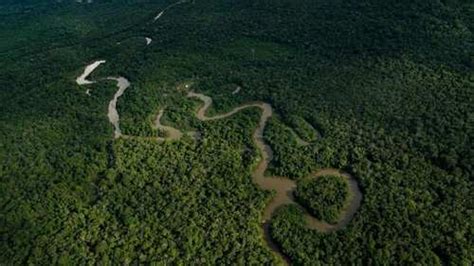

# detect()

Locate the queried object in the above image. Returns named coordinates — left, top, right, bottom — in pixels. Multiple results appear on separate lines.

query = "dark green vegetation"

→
left=295, top=175, right=349, bottom=224
left=1, top=0, right=473, bottom=265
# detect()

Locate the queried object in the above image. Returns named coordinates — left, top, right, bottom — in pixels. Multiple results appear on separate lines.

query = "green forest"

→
left=295, top=175, right=349, bottom=224
left=1, top=0, right=473, bottom=264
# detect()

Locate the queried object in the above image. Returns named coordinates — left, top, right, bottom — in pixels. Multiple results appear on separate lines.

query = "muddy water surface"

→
left=188, top=91, right=362, bottom=263
left=75, top=0, right=362, bottom=262
left=155, top=109, right=183, bottom=140
left=107, top=77, right=130, bottom=138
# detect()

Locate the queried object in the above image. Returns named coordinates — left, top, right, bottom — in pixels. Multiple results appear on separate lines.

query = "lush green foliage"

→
left=295, top=175, right=349, bottom=224
left=1, top=0, right=473, bottom=264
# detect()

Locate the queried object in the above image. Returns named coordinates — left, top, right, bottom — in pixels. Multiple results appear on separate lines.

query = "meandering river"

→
left=75, top=1, right=362, bottom=263
left=187, top=91, right=362, bottom=264
left=107, top=77, right=130, bottom=138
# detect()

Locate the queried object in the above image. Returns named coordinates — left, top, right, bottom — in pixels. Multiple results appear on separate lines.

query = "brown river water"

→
left=187, top=91, right=362, bottom=264
left=75, top=1, right=362, bottom=263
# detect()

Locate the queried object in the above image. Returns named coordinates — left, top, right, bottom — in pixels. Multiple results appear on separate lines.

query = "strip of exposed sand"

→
left=76, top=60, right=106, bottom=85
left=232, top=86, right=241, bottom=95
left=154, top=0, right=187, bottom=21
left=146, top=37, right=152, bottom=45
left=154, top=11, right=165, bottom=21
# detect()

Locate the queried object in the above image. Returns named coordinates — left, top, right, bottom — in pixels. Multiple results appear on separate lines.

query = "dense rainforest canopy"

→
left=295, top=175, right=349, bottom=224
left=1, top=0, right=473, bottom=264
